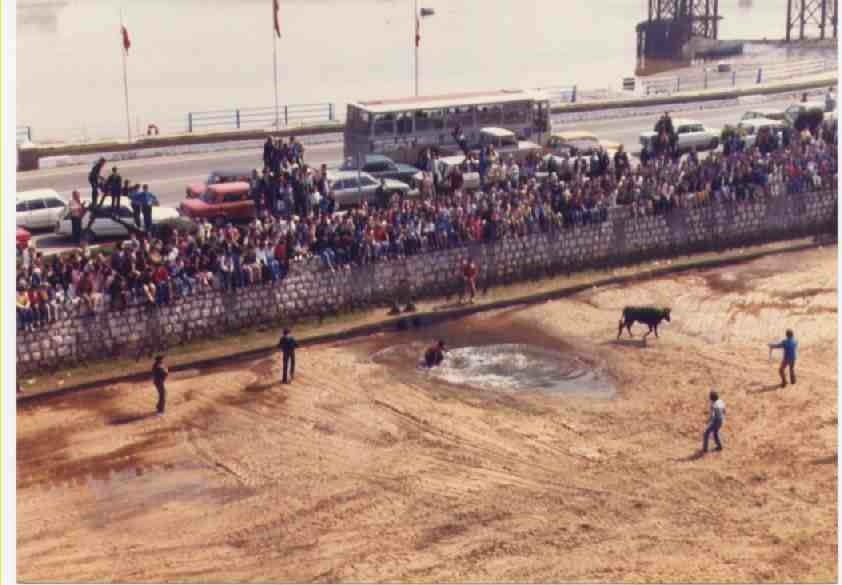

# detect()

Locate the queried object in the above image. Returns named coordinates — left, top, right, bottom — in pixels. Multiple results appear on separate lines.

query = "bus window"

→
left=428, top=109, right=445, bottom=131
left=446, top=106, right=475, bottom=129
left=397, top=112, right=413, bottom=134
left=477, top=105, right=502, bottom=125
left=414, top=110, right=431, bottom=132
left=348, top=106, right=371, bottom=135
left=374, top=114, right=395, bottom=136
left=503, top=102, right=528, bottom=124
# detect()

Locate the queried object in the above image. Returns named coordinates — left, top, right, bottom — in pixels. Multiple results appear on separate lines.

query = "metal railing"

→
left=16, top=126, right=32, bottom=144
left=640, top=57, right=837, bottom=97
left=186, top=103, right=336, bottom=133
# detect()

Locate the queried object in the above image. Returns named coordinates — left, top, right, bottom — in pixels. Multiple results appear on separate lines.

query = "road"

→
left=17, top=95, right=800, bottom=250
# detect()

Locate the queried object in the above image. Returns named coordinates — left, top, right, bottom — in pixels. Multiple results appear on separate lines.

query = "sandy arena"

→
left=17, top=246, right=838, bottom=583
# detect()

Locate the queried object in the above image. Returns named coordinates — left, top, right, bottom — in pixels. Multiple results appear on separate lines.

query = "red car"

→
left=186, top=169, right=254, bottom=198
left=179, top=182, right=255, bottom=222
left=16, top=227, right=31, bottom=248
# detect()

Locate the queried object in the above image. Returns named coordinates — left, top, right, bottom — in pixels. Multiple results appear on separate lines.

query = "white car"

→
left=741, top=108, right=787, bottom=124
left=326, top=170, right=411, bottom=207
left=412, top=155, right=482, bottom=191
left=737, top=118, right=785, bottom=148
left=784, top=101, right=831, bottom=125
left=16, top=189, right=67, bottom=230
left=55, top=199, right=179, bottom=240
left=639, top=118, right=720, bottom=153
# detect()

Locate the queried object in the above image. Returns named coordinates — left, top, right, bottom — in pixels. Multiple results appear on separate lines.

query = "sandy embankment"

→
left=17, top=246, right=837, bottom=583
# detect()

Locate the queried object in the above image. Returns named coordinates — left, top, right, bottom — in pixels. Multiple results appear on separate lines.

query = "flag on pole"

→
left=121, top=25, right=131, bottom=54
left=273, top=0, right=281, bottom=38
left=415, top=12, right=420, bottom=47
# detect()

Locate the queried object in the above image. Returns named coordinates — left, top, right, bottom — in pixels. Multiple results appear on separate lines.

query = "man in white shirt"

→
left=703, top=390, right=726, bottom=453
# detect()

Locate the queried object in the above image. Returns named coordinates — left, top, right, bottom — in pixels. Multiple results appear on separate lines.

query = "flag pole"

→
left=414, top=0, right=419, bottom=97
left=273, top=0, right=280, bottom=129
left=273, top=27, right=280, bottom=128
left=120, top=8, right=132, bottom=143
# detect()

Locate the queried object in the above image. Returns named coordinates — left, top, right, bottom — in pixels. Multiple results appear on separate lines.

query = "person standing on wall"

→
left=278, top=328, right=299, bottom=385
left=69, top=190, right=85, bottom=244
left=152, top=355, right=168, bottom=415
left=88, top=157, right=106, bottom=206
left=104, top=167, right=122, bottom=210
left=702, top=390, right=725, bottom=453
left=140, top=184, right=155, bottom=232
left=769, top=329, right=798, bottom=388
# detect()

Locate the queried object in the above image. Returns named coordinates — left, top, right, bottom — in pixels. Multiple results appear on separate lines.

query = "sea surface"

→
left=17, top=0, right=789, bottom=141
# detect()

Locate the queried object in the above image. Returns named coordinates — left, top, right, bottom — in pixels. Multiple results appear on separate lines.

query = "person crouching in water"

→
left=769, top=329, right=797, bottom=388
left=424, top=340, right=447, bottom=368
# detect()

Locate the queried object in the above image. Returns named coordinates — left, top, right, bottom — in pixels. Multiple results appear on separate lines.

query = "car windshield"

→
left=500, top=136, right=518, bottom=147
left=200, top=191, right=217, bottom=204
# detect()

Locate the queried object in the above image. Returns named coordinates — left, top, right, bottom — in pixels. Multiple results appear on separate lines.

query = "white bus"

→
left=344, top=89, right=551, bottom=165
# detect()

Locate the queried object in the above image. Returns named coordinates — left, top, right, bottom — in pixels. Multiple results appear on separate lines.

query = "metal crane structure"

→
left=636, top=0, right=723, bottom=60
left=786, top=0, right=838, bottom=41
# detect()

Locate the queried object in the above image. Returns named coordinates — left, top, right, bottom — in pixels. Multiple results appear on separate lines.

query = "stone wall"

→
left=17, top=190, right=837, bottom=374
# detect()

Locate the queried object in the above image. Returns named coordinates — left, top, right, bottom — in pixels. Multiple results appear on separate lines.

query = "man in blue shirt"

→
left=769, top=329, right=798, bottom=387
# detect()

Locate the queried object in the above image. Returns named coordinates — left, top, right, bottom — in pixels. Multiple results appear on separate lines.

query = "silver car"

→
left=327, top=170, right=411, bottom=207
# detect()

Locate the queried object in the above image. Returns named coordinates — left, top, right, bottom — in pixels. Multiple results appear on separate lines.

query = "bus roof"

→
left=350, top=89, right=547, bottom=114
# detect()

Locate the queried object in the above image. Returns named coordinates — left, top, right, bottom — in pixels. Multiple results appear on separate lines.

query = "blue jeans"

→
left=320, top=249, right=336, bottom=271
left=155, top=282, right=171, bottom=306
left=703, top=419, right=723, bottom=451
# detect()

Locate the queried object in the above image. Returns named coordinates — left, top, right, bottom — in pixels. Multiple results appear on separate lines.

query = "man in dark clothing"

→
left=263, top=137, right=275, bottom=170
left=424, top=340, right=447, bottom=368
left=104, top=167, right=122, bottom=210
left=278, top=328, right=299, bottom=384
left=88, top=157, right=106, bottom=205
left=153, top=355, right=168, bottom=415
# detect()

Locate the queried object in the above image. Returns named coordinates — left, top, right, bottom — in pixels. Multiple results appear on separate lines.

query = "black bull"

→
left=618, top=307, right=671, bottom=340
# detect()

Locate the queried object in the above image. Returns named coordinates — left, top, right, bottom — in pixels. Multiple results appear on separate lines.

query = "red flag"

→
left=415, top=13, right=420, bottom=47
left=121, top=25, right=131, bottom=54
left=273, top=0, right=281, bottom=38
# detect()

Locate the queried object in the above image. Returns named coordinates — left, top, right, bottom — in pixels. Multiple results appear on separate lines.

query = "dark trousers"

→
left=780, top=359, right=796, bottom=385
left=282, top=353, right=295, bottom=383
left=155, top=381, right=166, bottom=413
left=142, top=206, right=152, bottom=231
left=90, top=179, right=99, bottom=205
left=112, top=193, right=121, bottom=209
left=71, top=217, right=82, bottom=243
left=131, top=204, right=141, bottom=227
left=703, top=419, right=722, bottom=451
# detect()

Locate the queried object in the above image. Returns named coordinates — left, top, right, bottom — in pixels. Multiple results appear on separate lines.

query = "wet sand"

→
left=17, top=246, right=837, bottom=583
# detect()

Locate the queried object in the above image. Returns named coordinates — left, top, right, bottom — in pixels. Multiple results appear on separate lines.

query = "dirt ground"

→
left=17, top=246, right=838, bottom=583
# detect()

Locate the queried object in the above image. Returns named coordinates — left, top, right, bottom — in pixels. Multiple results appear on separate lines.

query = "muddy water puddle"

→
left=369, top=312, right=616, bottom=399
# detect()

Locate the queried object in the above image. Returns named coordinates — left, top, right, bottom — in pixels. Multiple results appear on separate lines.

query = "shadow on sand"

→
left=604, top=338, right=650, bottom=349
left=746, top=383, right=783, bottom=394
left=675, top=449, right=708, bottom=462
left=109, top=413, right=157, bottom=426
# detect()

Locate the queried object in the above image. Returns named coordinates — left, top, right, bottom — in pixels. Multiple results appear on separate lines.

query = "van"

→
left=16, top=189, right=67, bottom=230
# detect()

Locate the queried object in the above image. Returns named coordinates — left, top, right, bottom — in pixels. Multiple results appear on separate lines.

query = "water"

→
left=373, top=342, right=616, bottom=398
left=17, top=0, right=788, bottom=141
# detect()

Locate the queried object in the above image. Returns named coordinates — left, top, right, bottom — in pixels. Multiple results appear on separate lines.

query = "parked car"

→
left=186, top=168, right=254, bottom=198
left=16, top=189, right=67, bottom=230
left=741, top=108, right=787, bottom=124
left=476, top=127, right=543, bottom=163
left=179, top=182, right=254, bottom=222
left=55, top=200, right=179, bottom=241
left=639, top=118, right=720, bottom=153
left=340, top=154, right=421, bottom=186
left=16, top=227, right=31, bottom=249
left=737, top=118, right=785, bottom=149
left=327, top=170, right=411, bottom=207
left=544, top=131, right=620, bottom=157
left=412, top=155, right=482, bottom=192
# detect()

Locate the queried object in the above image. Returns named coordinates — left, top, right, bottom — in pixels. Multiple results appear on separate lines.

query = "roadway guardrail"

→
left=186, top=103, right=336, bottom=133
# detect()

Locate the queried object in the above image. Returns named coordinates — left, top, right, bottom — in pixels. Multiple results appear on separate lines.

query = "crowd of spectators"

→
left=16, top=118, right=837, bottom=331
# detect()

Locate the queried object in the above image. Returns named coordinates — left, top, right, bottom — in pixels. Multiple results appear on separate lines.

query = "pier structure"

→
left=786, top=0, right=838, bottom=41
